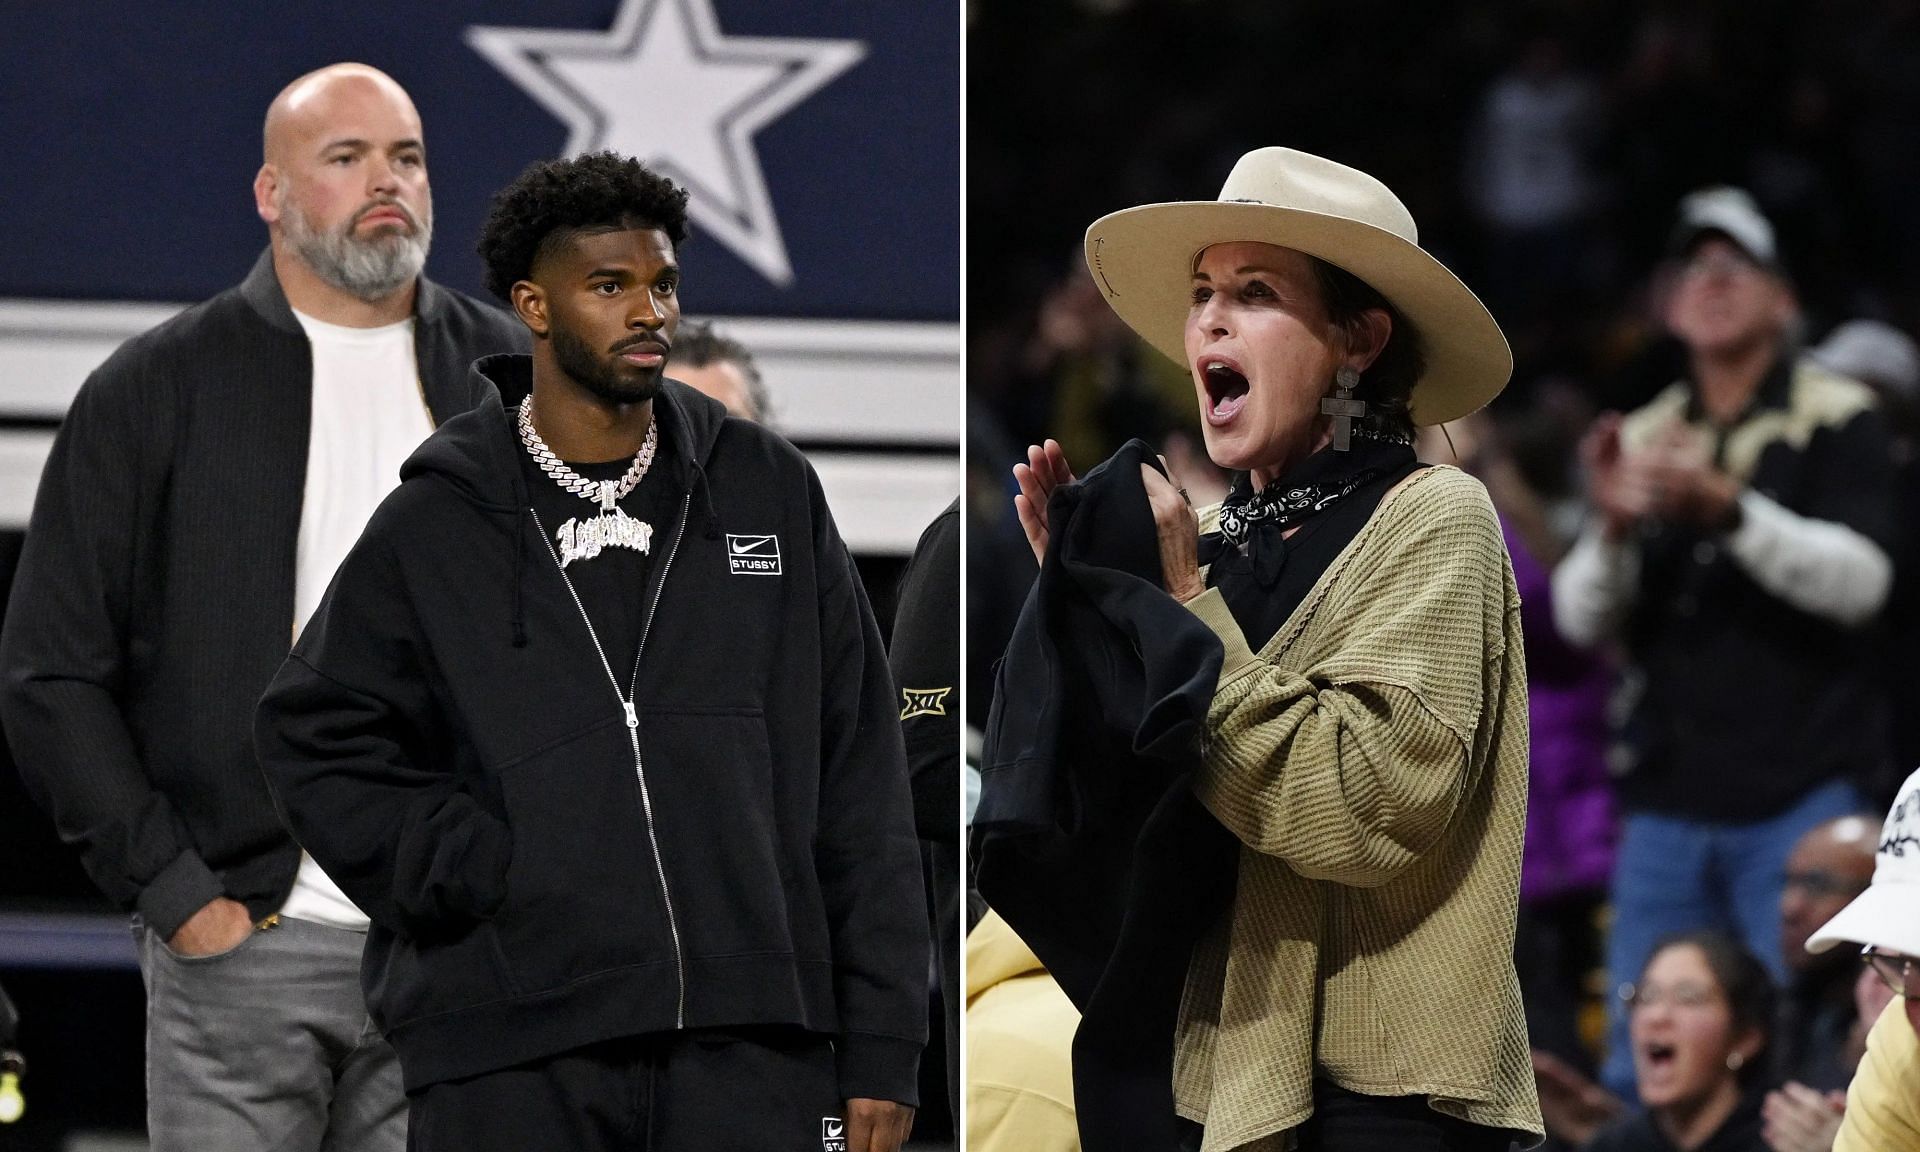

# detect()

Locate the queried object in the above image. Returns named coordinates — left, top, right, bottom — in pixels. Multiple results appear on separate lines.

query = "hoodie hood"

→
left=401, top=352, right=732, bottom=511
left=400, top=352, right=733, bottom=646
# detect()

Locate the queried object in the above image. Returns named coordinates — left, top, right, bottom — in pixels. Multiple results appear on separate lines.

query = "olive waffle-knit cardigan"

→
left=1174, top=465, right=1544, bottom=1151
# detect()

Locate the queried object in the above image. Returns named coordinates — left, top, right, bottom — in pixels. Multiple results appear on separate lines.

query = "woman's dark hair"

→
left=1309, top=257, right=1425, bottom=444
left=477, top=151, right=691, bottom=302
left=1642, top=930, right=1776, bottom=1087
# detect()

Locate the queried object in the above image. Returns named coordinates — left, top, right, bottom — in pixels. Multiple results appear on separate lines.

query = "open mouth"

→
left=1201, top=359, right=1250, bottom=425
left=1641, top=1042, right=1677, bottom=1071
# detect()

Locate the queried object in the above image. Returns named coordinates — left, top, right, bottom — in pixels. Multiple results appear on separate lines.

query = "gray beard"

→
left=279, top=194, right=432, bottom=302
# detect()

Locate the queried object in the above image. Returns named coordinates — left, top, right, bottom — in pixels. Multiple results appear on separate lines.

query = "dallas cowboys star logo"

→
left=468, top=0, right=865, bottom=286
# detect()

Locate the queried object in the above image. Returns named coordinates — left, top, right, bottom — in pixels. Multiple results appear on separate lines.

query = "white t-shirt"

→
left=280, top=309, right=436, bottom=931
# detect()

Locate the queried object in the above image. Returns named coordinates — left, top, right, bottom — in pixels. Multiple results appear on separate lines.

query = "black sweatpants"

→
left=406, top=1026, right=844, bottom=1152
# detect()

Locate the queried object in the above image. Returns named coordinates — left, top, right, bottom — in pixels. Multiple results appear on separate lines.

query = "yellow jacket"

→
left=966, top=909, right=1082, bottom=1152
left=1834, top=999, right=1920, bottom=1151
left=1175, top=466, right=1543, bottom=1151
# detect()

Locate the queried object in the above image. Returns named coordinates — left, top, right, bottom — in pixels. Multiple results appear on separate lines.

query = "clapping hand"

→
left=1139, top=459, right=1203, bottom=603
left=1014, top=441, right=1203, bottom=602
left=1581, top=414, right=1659, bottom=540
left=1012, top=439, right=1076, bottom=567
left=1640, top=422, right=1743, bottom=531
left=1762, top=1081, right=1845, bottom=1152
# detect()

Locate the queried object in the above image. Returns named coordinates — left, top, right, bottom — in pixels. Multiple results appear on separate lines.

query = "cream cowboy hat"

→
left=1083, top=147, right=1512, bottom=427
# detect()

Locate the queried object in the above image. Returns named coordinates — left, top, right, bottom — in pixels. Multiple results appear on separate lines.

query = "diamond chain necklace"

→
left=517, top=394, right=658, bottom=512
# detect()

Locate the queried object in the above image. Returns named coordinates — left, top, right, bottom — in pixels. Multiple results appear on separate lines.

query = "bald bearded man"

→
left=0, top=64, right=524, bottom=1150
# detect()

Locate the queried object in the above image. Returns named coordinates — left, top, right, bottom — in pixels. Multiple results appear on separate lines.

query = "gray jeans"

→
left=135, top=913, right=405, bottom=1152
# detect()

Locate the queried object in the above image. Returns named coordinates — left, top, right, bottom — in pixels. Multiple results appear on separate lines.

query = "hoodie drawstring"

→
left=693, top=462, right=721, bottom=540
left=511, top=506, right=529, bottom=648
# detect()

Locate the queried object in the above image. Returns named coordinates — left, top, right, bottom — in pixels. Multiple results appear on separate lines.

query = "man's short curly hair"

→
left=478, top=152, right=691, bottom=302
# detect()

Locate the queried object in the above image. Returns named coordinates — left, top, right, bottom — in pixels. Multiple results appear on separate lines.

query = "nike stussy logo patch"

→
left=727, top=533, right=782, bottom=574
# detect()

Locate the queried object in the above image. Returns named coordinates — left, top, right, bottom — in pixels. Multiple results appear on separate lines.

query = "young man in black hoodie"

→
left=254, top=152, right=927, bottom=1151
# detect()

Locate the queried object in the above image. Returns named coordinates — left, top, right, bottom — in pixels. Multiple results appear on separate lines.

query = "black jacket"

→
left=254, top=355, right=928, bottom=1098
left=975, top=440, right=1238, bottom=1152
left=894, top=499, right=961, bottom=847
left=890, top=497, right=961, bottom=1121
left=0, top=251, right=525, bottom=939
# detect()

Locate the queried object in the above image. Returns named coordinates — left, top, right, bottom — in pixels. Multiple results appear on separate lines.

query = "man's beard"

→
left=553, top=325, right=662, bottom=405
left=278, top=190, right=432, bottom=302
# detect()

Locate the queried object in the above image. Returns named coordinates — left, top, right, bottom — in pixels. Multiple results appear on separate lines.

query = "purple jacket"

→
left=1506, top=520, right=1617, bottom=903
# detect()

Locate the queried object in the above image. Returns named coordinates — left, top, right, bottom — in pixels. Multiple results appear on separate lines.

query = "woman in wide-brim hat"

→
left=1014, top=148, right=1545, bottom=1150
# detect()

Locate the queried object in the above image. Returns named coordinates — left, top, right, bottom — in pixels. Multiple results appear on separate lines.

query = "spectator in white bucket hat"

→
left=1805, top=767, right=1920, bottom=1150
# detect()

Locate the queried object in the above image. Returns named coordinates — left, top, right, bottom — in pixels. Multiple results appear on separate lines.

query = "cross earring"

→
left=1321, top=365, right=1367, bottom=451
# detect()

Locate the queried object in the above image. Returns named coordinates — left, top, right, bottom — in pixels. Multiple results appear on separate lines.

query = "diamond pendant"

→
left=556, top=507, right=654, bottom=568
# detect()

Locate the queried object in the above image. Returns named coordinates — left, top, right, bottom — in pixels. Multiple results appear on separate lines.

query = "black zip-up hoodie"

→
left=254, top=354, right=927, bottom=1101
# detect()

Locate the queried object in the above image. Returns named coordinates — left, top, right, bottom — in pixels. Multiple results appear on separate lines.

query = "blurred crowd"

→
left=971, top=0, right=1920, bottom=703
left=967, top=1, right=1920, bottom=1149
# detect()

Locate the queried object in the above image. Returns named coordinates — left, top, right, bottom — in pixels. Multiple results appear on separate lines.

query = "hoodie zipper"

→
left=529, top=491, right=694, bottom=1027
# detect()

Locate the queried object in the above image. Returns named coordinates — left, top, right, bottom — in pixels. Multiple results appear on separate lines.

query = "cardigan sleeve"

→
left=1183, top=470, right=1515, bottom=888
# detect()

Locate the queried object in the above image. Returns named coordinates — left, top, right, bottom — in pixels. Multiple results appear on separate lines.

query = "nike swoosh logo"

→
left=730, top=539, right=768, bottom=554
left=826, top=1122, right=844, bottom=1136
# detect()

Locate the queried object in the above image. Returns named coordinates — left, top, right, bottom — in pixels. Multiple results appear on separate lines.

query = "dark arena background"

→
left=0, top=3, right=956, bottom=1148
left=967, top=1, right=1920, bottom=1150
left=970, top=0, right=1920, bottom=789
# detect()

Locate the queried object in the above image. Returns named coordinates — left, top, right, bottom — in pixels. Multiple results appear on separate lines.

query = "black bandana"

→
left=1203, top=438, right=1418, bottom=590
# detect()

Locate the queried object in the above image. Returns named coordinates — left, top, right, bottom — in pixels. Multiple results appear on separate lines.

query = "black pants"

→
left=1515, top=892, right=1604, bottom=1074
left=406, top=1026, right=843, bottom=1152
left=1177, top=1081, right=1518, bottom=1152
